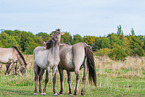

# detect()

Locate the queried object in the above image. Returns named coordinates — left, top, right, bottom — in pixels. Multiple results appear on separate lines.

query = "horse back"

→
left=0, top=48, right=17, bottom=63
left=59, top=43, right=86, bottom=71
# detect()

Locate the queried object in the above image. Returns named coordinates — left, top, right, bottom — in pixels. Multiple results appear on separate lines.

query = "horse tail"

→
left=11, top=46, right=27, bottom=67
left=84, top=44, right=97, bottom=86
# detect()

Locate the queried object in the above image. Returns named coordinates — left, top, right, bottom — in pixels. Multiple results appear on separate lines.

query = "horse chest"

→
left=47, top=51, right=60, bottom=66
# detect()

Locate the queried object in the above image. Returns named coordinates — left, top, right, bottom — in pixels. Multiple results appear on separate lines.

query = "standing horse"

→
left=33, top=29, right=64, bottom=96
left=0, top=46, right=27, bottom=75
left=57, top=42, right=97, bottom=96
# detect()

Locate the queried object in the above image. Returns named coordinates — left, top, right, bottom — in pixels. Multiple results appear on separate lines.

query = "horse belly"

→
left=0, top=53, right=12, bottom=63
left=60, top=52, right=75, bottom=71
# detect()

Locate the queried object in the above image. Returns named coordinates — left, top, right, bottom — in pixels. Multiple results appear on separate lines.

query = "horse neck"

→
left=17, top=53, right=24, bottom=66
left=51, top=41, right=60, bottom=56
left=14, top=49, right=25, bottom=67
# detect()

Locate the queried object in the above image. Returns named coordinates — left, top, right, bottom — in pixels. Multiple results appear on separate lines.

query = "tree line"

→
left=0, top=25, right=145, bottom=61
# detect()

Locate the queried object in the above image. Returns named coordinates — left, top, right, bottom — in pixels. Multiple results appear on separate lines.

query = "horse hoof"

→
left=69, top=93, right=72, bottom=95
left=54, top=93, right=58, bottom=96
left=59, top=93, right=62, bottom=95
left=42, top=93, right=46, bottom=96
left=81, top=92, right=85, bottom=96
left=34, top=93, right=37, bottom=95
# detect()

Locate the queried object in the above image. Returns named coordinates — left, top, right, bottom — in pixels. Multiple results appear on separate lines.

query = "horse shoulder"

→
left=33, top=46, right=48, bottom=68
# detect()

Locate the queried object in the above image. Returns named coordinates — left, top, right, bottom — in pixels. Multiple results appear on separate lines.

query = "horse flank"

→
left=11, top=46, right=27, bottom=67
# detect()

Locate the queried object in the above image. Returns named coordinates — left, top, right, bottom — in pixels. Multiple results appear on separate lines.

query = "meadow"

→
left=0, top=55, right=145, bottom=97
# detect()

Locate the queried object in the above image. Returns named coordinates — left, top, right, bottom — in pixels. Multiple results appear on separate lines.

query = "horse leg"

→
left=34, top=66, right=39, bottom=95
left=58, top=65, right=64, bottom=95
left=81, top=58, right=87, bottom=96
left=5, top=63, right=11, bottom=75
left=67, top=71, right=72, bottom=95
left=7, top=63, right=13, bottom=75
left=43, top=66, right=50, bottom=95
left=74, top=69, right=80, bottom=95
left=14, top=62, right=18, bottom=75
left=0, top=63, right=2, bottom=69
left=52, top=66, right=58, bottom=96
left=39, top=68, right=45, bottom=95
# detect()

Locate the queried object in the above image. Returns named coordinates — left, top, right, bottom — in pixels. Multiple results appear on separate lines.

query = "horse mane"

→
left=45, top=39, right=55, bottom=49
left=11, top=46, right=27, bottom=67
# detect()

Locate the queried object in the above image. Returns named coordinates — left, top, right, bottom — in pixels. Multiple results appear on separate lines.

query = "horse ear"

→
left=60, top=32, right=65, bottom=35
left=43, top=41, right=46, bottom=46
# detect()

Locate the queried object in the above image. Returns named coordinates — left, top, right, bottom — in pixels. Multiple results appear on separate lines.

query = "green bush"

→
left=108, top=45, right=127, bottom=61
left=96, top=48, right=111, bottom=56
left=130, top=46, right=144, bottom=56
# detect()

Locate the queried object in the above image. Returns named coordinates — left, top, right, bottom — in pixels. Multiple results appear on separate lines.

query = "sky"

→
left=0, top=0, right=145, bottom=36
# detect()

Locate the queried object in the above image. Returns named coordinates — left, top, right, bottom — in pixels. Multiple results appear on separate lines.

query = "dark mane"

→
left=11, top=46, right=27, bottom=67
left=45, top=39, right=55, bottom=49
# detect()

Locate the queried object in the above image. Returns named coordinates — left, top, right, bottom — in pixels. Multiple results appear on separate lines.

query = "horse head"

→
left=50, top=29, right=64, bottom=42
left=20, top=65, right=26, bottom=75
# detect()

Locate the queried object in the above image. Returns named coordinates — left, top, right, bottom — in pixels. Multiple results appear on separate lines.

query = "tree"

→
left=108, top=44, right=127, bottom=61
left=20, top=32, right=28, bottom=52
left=108, top=34, right=124, bottom=48
left=117, top=25, right=124, bottom=40
left=0, top=40, right=3, bottom=47
left=131, top=28, right=135, bottom=36
left=96, top=48, right=111, bottom=56
left=93, top=37, right=102, bottom=51
left=130, top=46, right=144, bottom=56
left=72, top=34, right=82, bottom=44
left=25, top=37, right=40, bottom=54
left=82, top=36, right=96, bottom=46
left=36, top=32, right=50, bottom=41
left=99, top=38, right=110, bottom=48
left=60, top=32, right=72, bottom=44
left=117, top=25, right=123, bottom=35
left=0, top=32, right=18, bottom=48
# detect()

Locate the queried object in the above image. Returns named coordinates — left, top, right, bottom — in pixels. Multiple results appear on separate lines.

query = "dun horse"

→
left=33, top=29, right=64, bottom=96
left=57, top=42, right=97, bottom=96
left=0, top=46, right=27, bottom=75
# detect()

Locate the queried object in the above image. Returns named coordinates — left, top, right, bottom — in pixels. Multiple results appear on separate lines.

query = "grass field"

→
left=0, top=55, right=145, bottom=97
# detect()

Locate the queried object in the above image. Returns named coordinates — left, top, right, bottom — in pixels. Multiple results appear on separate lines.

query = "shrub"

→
left=108, top=45, right=127, bottom=61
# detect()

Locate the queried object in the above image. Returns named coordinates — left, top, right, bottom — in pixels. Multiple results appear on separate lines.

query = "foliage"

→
left=0, top=25, right=145, bottom=61
left=60, top=32, right=72, bottom=44
left=72, top=34, right=82, bottom=44
left=108, top=44, right=127, bottom=61
left=82, top=36, right=96, bottom=46
left=99, top=37, right=111, bottom=48
left=96, top=48, right=111, bottom=56
left=36, top=32, right=50, bottom=41
left=0, top=40, right=3, bottom=47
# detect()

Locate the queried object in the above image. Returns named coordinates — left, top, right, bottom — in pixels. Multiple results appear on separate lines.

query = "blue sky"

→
left=0, top=0, right=145, bottom=36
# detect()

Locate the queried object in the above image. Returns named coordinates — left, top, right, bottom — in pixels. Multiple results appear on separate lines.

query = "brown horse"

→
left=33, top=29, right=64, bottom=96
left=0, top=46, right=27, bottom=75
left=51, top=42, right=97, bottom=96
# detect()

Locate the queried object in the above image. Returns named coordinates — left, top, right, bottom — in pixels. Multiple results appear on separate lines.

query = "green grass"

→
left=0, top=56, right=145, bottom=97
left=0, top=68, right=145, bottom=97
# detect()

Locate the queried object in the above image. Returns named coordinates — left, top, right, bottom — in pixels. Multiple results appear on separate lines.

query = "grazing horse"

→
left=57, top=42, right=97, bottom=96
left=33, top=29, right=64, bottom=96
left=0, top=46, right=27, bottom=75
